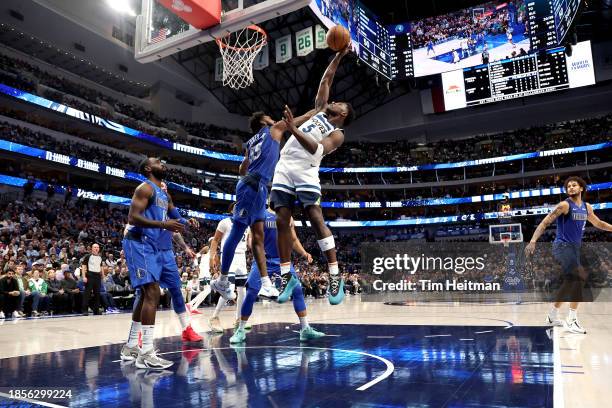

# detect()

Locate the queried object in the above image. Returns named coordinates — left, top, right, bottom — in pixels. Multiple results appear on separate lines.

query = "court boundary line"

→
left=553, top=327, right=565, bottom=408
left=0, top=392, right=68, bottom=408
left=112, top=345, right=394, bottom=391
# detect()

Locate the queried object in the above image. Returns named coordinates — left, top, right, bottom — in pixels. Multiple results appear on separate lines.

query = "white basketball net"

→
left=216, top=25, right=267, bottom=90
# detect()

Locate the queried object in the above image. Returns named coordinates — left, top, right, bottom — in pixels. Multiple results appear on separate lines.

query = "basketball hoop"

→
left=216, top=25, right=267, bottom=90
left=500, top=233, right=512, bottom=248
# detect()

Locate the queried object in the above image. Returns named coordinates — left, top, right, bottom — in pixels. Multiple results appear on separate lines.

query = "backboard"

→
left=489, top=223, right=523, bottom=245
left=135, top=0, right=312, bottom=63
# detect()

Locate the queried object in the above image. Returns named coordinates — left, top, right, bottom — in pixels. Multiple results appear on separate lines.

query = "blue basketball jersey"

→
left=245, top=126, right=280, bottom=183
left=126, top=180, right=171, bottom=249
left=263, top=210, right=279, bottom=259
left=555, top=198, right=588, bottom=244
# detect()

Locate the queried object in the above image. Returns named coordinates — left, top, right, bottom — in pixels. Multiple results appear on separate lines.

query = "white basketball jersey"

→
left=198, top=252, right=210, bottom=279
left=280, top=112, right=340, bottom=167
left=217, top=218, right=248, bottom=255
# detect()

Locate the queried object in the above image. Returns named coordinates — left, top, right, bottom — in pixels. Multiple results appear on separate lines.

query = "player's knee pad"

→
left=292, top=284, right=306, bottom=314
left=168, top=286, right=186, bottom=314
left=317, top=235, right=335, bottom=252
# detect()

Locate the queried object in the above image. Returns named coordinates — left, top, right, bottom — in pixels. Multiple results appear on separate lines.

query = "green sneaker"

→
left=278, top=275, right=299, bottom=304
left=299, top=326, right=325, bottom=341
left=230, top=327, right=247, bottom=344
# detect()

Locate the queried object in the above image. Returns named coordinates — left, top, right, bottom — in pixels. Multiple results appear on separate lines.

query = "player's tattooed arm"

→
left=239, top=150, right=249, bottom=176
left=289, top=218, right=312, bottom=263
left=314, top=45, right=352, bottom=111
left=128, top=183, right=182, bottom=232
left=586, top=203, right=612, bottom=231
left=173, top=233, right=196, bottom=258
left=525, top=201, right=569, bottom=255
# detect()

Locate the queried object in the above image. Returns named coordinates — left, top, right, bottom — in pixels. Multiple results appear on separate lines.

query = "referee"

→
left=81, top=243, right=103, bottom=316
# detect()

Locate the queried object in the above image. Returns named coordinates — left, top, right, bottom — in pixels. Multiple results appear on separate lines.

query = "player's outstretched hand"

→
left=303, top=252, right=313, bottom=264
left=283, top=105, right=296, bottom=129
left=163, top=219, right=185, bottom=233
left=338, top=43, right=353, bottom=59
left=185, top=247, right=196, bottom=259
left=524, top=242, right=536, bottom=257
left=187, top=218, right=200, bottom=230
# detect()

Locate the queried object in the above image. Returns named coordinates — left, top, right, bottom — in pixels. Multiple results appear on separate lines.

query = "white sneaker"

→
left=208, top=316, right=224, bottom=333
left=210, top=278, right=236, bottom=301
left=0, top=311, right=4, bottom=319
left=12, top=311, right=20, bottom=319
left=258, top=284, right=279, bottom=299
left=546, top=314, right=563, bottom=327
left=135, top=349, right=173, bottom=370
left=566, top=319, right=587, bottom=334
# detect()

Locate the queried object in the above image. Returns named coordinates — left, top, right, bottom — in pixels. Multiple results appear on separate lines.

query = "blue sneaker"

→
left=299, top=326, right=325, bottom=341
left=328, top=275, right=345, bottom=305
left=277, top=275, right=299, bottom=304
left=230, top=327, right=247, bottom=344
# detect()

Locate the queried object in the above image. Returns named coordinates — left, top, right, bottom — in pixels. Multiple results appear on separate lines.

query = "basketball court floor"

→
left=1, top=297, right=609, bottom=407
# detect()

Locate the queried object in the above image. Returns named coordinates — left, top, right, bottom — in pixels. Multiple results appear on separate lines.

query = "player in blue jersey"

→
left=526, top=176, right=612, bottom=334
left=210, top=111, right=315, bottom=304
left=119, top=157, right=199, bottom=369
left=229, top=208, right=325, bottom=344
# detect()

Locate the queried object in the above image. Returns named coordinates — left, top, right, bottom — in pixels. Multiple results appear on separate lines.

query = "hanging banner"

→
left=315, top=25, right=327, bottom=49
left=295, top=26, right=314, bottom=57
left=253, top=44, right=269, bottom=70
left=275, top=34, right=292, bottom=63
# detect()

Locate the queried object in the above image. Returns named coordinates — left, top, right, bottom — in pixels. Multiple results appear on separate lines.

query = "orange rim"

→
left=216, top=25, right=267, bottom=52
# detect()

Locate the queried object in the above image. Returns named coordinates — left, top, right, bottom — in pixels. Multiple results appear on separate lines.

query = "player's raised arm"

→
left=128, top=183, right=181, bottom=232
left=586, top=203, right=612, bottom=231
left=314, top=46, right=351, bottom=112
left=525, top=201, right=570, bottom=255
left=239, top=150, right=249, bottom=176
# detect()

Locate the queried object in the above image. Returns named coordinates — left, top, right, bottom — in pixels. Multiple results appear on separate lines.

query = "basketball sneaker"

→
left=230, top=327, right=247, bottom=344
left=182, top=326, right=203, bottom=342
left=328, top=275, right=345, bottom=305
left=135, top=349, right=173, bottom=370
left=277, top=275, right=299, bottom=304
left=208, top=316, right=224, bottom=333
left=210, top=278, right=236, bottom=301
left=299, top=326, right=325, bottom=341
left=120, top=344, right=140, bottom=361
left=566, top=318, right=587, bottom=334
left=0, top=311, right=4, bottom=319
left=546, top=313, right=564, bottom=327
left=258, top=284, right=279, bottom=300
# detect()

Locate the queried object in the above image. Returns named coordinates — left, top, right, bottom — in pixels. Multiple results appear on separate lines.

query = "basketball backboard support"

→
left=489, top=223, right=523, bottom=245
left=135, top=0, right=311, bottom=63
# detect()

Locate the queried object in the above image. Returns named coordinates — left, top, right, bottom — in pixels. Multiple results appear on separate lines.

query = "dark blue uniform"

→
left=122, top=180, right=181, bottom=289
left=233, top=126, right=280, bottom=226
left=247, top=210, right=297, bottom=289
left=553, top=198, right=588, bottom=275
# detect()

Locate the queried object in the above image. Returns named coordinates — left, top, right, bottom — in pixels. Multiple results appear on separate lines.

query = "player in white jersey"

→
left=270, top=46, right=354, bottom=306
left=185, top=238, right=213, bottom=315
left=209, top=204, right=250, bottom=332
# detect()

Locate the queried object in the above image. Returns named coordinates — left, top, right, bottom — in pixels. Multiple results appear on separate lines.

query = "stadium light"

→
left=105, top=0, right=136, bottom=17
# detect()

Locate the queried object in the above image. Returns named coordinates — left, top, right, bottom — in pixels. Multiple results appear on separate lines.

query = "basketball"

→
left=326, top=25, right=350, bottom=51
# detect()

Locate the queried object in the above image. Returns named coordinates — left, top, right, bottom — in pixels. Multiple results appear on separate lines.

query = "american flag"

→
left=151, top=27, right=169, bottom=44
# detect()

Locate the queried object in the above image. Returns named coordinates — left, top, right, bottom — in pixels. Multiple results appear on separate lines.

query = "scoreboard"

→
left=553, top=0, right=581, bottom=43
left=464, top=48, right=569, bottom=106
left=354, top=2, right=393, bottom=79
left=442, top=41, right=595, bottom=111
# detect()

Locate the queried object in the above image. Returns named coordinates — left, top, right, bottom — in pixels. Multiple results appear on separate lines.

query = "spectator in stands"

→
left=0, top=269, right=21, bottom=318
left=15, top=263, right=33, bottom=317
left=61, top=270, right=82, bottom=313
left=46, top=269, right=68, bottom=314
left=28, top=269, right=50, bottom=317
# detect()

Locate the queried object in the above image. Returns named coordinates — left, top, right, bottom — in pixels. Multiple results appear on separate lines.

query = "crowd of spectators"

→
left=0, top=53, right=248, bottom=152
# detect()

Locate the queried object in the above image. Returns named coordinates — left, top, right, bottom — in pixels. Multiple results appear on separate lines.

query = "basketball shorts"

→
left=222, top=252, right=248, bottom=277
left=552, top=242, right=581, bottom=278
left=233, top=174, right=267, bottom=226
left=247, top=258, right=297, bottom=289
left=122, top=238, right=181, bottom=289
left=271, top=159, right=321, bottom=209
